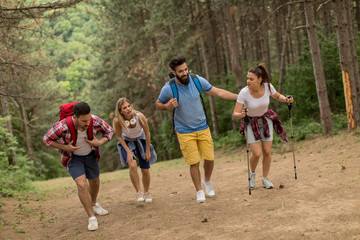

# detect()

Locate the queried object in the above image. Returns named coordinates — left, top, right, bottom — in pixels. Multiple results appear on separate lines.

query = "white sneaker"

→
left=88, top=216, right=98, bottom=231
left=249, top=172, right=256, bottom=189
left=202, top=178, right=215, bottom=198
left=196, top=190, right=206, bottom=203
left=262, top=178, right=274, bottom=189
left=143, top=192, right=152, bottom=203
left=92, top=203, right=108, bottom=216
left=136, top=192, right=145, bottom=202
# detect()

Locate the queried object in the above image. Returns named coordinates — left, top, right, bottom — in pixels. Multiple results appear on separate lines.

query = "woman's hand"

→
left=233, top=108, right=247, bottom=119
left=145, top=150, right=151, bottom=162
left=127, top=151, right=136, bottom=163
left=285, top=96, right=294, bottom=104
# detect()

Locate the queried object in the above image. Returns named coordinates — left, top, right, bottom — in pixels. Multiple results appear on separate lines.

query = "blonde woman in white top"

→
left=113, top=98, right=157, bottom=202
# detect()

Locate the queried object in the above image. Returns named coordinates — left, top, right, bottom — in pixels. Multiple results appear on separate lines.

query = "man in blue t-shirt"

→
left=156, top=56, right=238, bottom=203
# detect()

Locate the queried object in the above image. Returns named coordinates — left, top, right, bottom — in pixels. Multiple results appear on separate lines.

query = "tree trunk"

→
left=195, top=41, right=203, bottom=74
left=220, top=7, right=232, bottom=74
left=295, top=25, right=302, bottom=61
left=355, top=0, right=360, bottom=31
left=17, top=98, right=33, bottom=161
left=319, top=1, right=333, bottom=37
left=288, top=27, right=295, bottom=64
left=0, top=93, right=15, bottom=165
left=195, top=0, right=219, bottom=136
left=189, top=4, right=203, bottom=78
left=224, top=2, right=245, bottom=91
left=254, top=16, right=262, bottom=61
left=273, top=0, right=283, bottom=69
left=206, top=0, right=222, bottom=77
left=345, top=0, right=360, bottom=107
left=332, top=0, right=359, bottom=130
left=304, top=0, right=333, bottom=134
left=278, top=5, right=292, bottom=101
left=261, top=0, right=271, bottom=76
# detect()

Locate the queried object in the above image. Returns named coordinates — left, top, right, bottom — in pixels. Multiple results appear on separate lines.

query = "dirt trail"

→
left=1, top=132, right=360, bottom=240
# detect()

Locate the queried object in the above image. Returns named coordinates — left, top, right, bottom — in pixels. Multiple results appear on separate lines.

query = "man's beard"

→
left=176, top=73, right=189, bottom=85
left=76, top=120, right=88, bottom=131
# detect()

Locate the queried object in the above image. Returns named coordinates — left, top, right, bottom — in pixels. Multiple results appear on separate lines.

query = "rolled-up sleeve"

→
left=93, top=116, right=114, bottom=141
left=43, top=122, right=63, bottom=146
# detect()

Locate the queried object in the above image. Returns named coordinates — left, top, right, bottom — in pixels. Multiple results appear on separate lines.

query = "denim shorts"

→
left=120, top=139, right=150, bottom=169
left=246, top=117, right=273, bottom=144
left=68, top=151, right=99, bottom=180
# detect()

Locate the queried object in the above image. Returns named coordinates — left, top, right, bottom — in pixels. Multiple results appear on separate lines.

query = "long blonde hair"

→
left=113, top=97, right=144, bottom=131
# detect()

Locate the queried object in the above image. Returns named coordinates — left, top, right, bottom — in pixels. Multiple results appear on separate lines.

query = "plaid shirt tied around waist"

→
left=239, top=108, right=288, bottom=142
left=43, top=115, right=114, bottom=168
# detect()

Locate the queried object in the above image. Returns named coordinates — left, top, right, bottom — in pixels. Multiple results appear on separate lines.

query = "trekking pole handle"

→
left=286, top=95, right=293, bottom=110
left=243, top=107, right=250, bottom=124
left=286, top=95, right=292, bottom=104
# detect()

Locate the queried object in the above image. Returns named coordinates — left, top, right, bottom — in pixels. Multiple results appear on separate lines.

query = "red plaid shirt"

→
left=240, top=108, right=288, bottom=142
left=43, top=115, right=114, bottom=168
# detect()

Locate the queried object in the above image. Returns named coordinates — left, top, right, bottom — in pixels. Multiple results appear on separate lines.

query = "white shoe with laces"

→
left=196, top=190, right=206, bottom=203
left=92, top=202, right=108, bottom=216
left=136, top=192, right=145, bottom=202
left=262, top=177, right=274, bottom=189
left=143, top=192, right=153, bottom=203
left=249, top=172, right=256, bottom=189
left=88, top=216, right=98, bottom=231
left=202, top=178, right=215, bottom=198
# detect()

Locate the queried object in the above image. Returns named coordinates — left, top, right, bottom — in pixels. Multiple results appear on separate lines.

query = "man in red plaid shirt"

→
left=43, top=102, right=114, bottom=231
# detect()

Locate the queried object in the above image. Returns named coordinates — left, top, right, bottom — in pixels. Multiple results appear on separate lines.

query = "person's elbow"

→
left=232, top=112, right=240, bottom=120
left=155, top=100, right=165, bottom=110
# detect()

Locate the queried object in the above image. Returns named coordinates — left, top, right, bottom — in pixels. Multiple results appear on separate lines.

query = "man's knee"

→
left=190, top=162, right=200, bottom=168
left=75, top=176, right=88, bottom=191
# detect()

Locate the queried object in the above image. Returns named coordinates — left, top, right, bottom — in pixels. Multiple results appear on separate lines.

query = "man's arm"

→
left=205, top=86, right=238, bottom=100
left=50, top=140, right=80, bottom=152
left=155, top=98, right=178, bottom=111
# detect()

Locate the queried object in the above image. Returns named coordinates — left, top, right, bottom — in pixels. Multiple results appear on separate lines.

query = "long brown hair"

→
left=113, top=97, right=144, bottom=131
left=248, top=63, right=272, bottom=93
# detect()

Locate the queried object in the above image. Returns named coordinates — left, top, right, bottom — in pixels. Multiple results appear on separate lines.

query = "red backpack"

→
left=59, top=102, right=94, bottom=146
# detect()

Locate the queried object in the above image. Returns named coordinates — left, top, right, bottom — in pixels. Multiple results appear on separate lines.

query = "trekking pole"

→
left=243, top=107, right=251, bottom=195
left=287, top=95, right=297, bottom=180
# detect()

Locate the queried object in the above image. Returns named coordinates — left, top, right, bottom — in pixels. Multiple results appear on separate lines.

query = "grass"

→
left=32, top=156, right=185, bottom=192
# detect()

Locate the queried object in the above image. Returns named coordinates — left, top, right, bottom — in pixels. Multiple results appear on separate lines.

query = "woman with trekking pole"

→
left=113, top=98, right=157, bottom=202
left=233, top=64, right=293, bottom=189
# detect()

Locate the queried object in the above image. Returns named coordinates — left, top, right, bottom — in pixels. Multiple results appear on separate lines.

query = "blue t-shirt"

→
left=158, top=74, right=212, bottom=133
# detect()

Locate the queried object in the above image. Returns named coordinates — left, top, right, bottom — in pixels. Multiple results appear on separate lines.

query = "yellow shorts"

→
left=176, top=128, right=214, bottom=165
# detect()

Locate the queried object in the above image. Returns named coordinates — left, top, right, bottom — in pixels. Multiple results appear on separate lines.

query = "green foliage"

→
left=331, top=113, right=349, bottom=132
left=42, top=2, right=98, bottom=95
left=280, top=33, right=344, bottom=124
left=213, top=131, right=244, bottom=150
left=0, top=117, right=35, bottom=197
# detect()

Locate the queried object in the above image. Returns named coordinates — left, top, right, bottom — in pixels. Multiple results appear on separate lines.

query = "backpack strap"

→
left=65, top=116, right=94, bottom=146
left=190, top=73, right=208, bottom=125
left=169, top=78, right=179, bottom=101
left=190, top=73, right=202, bottom=94
left=87, top=118, right=94, bottom=140
left=169, top=78, right=178, bottom=148
left=66, top=116, right=77, bottom=146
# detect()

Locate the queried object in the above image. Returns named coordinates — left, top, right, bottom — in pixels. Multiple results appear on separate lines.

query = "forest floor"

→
left=1, top=131, right=360, bottom=240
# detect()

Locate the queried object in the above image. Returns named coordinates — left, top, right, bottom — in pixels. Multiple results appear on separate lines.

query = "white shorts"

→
left=246, top=117, right=273, bottom=144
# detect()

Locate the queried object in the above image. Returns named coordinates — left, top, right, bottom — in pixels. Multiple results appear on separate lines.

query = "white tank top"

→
left=73, top=130, right=92, bottom=156
left=122, top=114, right=144, bottom=138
